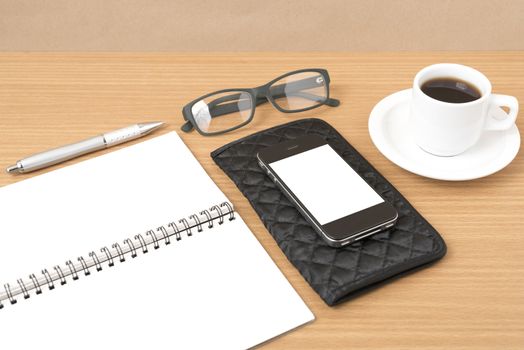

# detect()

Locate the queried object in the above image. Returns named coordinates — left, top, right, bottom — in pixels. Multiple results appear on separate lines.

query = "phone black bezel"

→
left=257, top=135, right=398, bottom=245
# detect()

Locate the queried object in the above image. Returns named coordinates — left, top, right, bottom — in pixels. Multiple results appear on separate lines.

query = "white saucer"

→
left=368, top=89, right=521, bottom=181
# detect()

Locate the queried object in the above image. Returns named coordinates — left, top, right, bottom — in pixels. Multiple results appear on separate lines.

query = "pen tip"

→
left=150, top=121, right=165, bottom=128
left=137, top=121, right=165, bottom=135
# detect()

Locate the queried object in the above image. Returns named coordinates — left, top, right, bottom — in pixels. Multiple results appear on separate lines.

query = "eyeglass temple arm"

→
left=181, top=77, right=340, bottom=132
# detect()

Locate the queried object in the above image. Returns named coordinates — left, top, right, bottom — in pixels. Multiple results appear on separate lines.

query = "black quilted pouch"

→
left=211, top=118, right=446, bottom=306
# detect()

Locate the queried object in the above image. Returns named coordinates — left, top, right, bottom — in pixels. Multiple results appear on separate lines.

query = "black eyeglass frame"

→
left=181, top=68, right=340, bottom=136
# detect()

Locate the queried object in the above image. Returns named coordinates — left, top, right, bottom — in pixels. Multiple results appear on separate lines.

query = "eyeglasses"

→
left=181, top=68, right=340, bottom=136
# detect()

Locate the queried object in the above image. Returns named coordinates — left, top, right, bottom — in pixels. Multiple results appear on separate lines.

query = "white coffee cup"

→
left=411, top=63, right=519, bottom=156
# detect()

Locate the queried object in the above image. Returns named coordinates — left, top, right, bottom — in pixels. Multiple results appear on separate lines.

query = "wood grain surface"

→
left=0, top=52, right=522, bottom=349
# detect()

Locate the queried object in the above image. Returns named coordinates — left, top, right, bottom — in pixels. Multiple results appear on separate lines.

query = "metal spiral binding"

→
left=29, top=274, right=42, bottom=295
left=190, top=214, right=203, bottom=232
left=78, top=256, right=90, bottom=276
left=89, top=252, right=103, bottom=271
left=42, top=269, right=54, bottom=290
left=4, top=284, right=16, bottom=304
left=101, top=247, right=115, bottom=267
left=168, top=222, right=182, bottom=241
left=211, top=205, right=224, bottom=225
left=17, top=279, right=30, bottom=299
left=54, top=265, right=67, bottom=285
left=66, top=260, right=79, bottom=280
left=135, top=234, right=148, bottom=254
left=220, top=202, right=235, bottom=221
left=178, top=218, right=192, bottom=236
left=124, top=239, right=137, bottom=258
left=156, top=226, right=170, bottom=245
left=112, top=243, right=126, bottom=263
left=0, top=201, right=235, bottom=309
left=146, top=230, right=160, bottom=250
left=200, top=210, right=213, bottom=228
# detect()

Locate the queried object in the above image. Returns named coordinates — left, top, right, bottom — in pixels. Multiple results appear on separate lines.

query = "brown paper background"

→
left=0, top=0, right=523, bottom=51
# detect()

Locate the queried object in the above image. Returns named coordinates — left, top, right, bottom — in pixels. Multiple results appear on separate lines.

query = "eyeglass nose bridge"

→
left=251, top=84, right=275, bottom=106
left=252, top=85, right=278, bottom=108
left=253, top=85, right=269, bottom=98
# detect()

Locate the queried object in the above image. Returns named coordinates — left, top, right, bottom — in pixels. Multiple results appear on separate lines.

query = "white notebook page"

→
left=0, top=132, right=228, bottom=283
left=0, top=132, right=314, bottom=349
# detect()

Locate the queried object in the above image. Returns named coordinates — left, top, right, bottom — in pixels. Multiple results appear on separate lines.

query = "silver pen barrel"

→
left=6, top=121, right=164, bottom=174
left=9, top=136, right=106, bottom=173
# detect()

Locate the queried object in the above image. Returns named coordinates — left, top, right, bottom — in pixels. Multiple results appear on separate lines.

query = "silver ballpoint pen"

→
left=6, top=121, right=165, bottom=174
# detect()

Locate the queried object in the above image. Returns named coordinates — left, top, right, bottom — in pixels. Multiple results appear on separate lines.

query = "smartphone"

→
left=257, top=135, right=398, bottom=247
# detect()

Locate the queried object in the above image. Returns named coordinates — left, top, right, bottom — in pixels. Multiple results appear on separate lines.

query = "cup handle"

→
left=485, top=94, right=519, bottom=131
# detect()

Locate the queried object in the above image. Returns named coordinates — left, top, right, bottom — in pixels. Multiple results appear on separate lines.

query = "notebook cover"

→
left=211, top=118, right=446, bottom=306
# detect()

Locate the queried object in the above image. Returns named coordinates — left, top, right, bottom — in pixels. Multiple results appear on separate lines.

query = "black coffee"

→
left=421, top=78, right=481, bottom=103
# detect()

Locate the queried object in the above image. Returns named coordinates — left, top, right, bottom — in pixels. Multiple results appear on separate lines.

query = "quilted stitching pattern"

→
left=212, top=119, right=446, bottom=305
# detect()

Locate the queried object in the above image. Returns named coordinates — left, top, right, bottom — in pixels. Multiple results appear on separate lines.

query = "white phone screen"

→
left=269, top=144, right=384, bottom=225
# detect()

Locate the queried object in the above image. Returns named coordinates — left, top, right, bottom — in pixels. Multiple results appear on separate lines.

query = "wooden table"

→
left=0, top=53, right=522, bottom=349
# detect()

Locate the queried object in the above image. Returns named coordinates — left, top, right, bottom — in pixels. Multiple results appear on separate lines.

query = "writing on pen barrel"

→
left=6, top=121, right=165, bottom=174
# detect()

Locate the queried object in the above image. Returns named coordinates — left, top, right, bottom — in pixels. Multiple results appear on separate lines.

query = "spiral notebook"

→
left=0, top=132, right=314, bottom=349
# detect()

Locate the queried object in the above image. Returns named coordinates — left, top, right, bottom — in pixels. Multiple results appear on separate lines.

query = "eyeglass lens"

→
left=269, top=71, right=328, bottom=111
left=191, top=91, right=254, bottom=133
